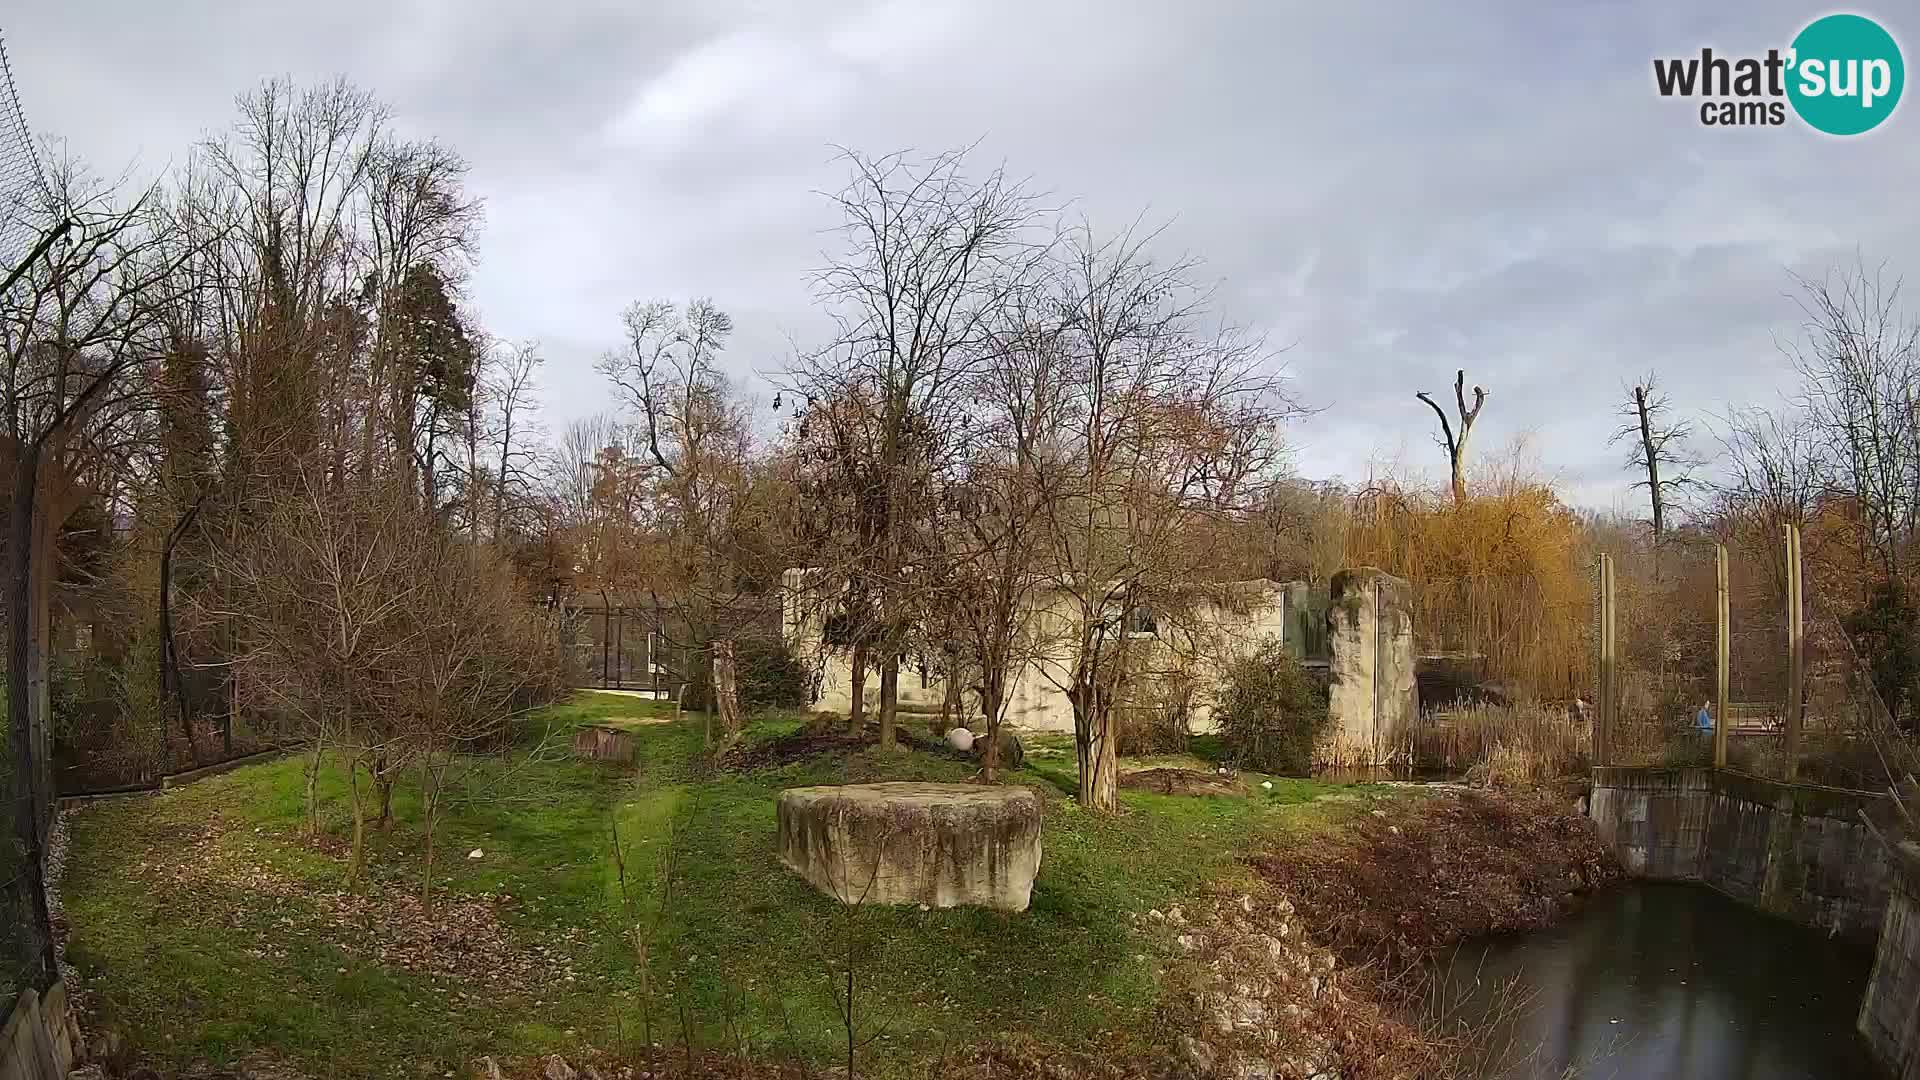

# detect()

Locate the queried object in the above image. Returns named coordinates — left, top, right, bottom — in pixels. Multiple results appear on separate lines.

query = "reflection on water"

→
left=1428, top=883, right=1879, bottom=1079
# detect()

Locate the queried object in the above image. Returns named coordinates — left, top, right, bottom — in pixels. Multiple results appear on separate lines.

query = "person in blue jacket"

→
left=1695, top=700, right=1713, bottom=734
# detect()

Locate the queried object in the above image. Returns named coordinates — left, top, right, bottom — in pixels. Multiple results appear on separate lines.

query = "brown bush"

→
left=1249, top=789, right=1619, bottom=992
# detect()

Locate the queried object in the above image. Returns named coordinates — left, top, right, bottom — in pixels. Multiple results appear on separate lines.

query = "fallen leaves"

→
left=131, top=819, right=594, bottom=996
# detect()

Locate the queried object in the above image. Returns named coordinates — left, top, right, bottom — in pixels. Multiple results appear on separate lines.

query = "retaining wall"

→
left=1588, top=765, right=1891, bottom=940
left=1860, top=844, right=1920, bottom=1078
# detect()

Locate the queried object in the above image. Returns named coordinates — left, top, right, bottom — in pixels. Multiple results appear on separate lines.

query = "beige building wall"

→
left=781, top=570, right=1306, bottom=734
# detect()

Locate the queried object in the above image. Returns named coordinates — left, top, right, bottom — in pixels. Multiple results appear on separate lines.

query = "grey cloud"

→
left=8, top=0, right=1915, bottom=509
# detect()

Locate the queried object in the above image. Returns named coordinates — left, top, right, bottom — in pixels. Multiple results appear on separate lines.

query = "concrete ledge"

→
left=160, top=745, right=294, bottom=789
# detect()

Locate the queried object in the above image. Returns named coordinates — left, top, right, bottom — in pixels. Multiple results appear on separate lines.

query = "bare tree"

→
left=485, top=339, right=543, bottom=541
left=1610, top=375, right=1699, bottom=540
left=786, top=147, right=1050, bottom=750
left=1785, top=264, right=1920, bottom=586
left=1416, top=369, right=1487, bottom=502
left=2, top=156, right=197, bottom=860
left=1021, top=222, right=1300, bottom=811
left=208, top=471, right=429, bottom=884
left=595, top=298, right=765, bottom=741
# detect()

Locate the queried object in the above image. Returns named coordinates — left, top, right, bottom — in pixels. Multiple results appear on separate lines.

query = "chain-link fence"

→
left=568, top=598, right=785, bottom=699
left=0, top=30, right=48, bottom=273
left=0, top=24, right=60, bottom=1021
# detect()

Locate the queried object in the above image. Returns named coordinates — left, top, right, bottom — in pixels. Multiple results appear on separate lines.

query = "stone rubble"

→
left=1169, top=891, right=1345, bottom=1080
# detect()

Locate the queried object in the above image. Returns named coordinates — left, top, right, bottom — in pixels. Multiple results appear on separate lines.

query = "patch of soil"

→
left=1119, top=767, right=1244, bottom=797
left=1248, top=787, right=1619, bottom=986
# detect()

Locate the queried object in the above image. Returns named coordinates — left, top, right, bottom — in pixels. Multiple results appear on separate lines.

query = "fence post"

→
left=1715, top=543, right=1730, bottom=769
left=1785, top=523, right=1804, bottom=781
left=1597, top=553, right=1615, bottom=767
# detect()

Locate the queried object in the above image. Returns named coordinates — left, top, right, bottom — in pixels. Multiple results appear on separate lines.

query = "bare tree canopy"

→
left=1610, top=374, right=1699, bottom=539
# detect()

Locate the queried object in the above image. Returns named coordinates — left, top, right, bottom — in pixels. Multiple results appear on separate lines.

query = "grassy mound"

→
left=62, top=693, right=1366, bottom=1079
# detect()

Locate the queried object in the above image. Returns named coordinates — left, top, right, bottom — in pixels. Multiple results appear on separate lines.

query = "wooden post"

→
left=1597, top=554, right=1616, bottom=767
left=1714, top=543, right=1730, bottom=769
left=1785, top=523, right=1804, bottom=781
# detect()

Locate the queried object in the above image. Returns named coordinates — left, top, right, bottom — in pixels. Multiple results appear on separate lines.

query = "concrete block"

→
left=777, top=782, right=1042, bottom=912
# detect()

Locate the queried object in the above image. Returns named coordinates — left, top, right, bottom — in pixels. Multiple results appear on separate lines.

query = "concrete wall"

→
left=1860, top=844, right=1920, bottom=1078
left=0, top=980, right=78, bottom=1080
left=1589, top=766, right=1892, bottom=940
left=781, top=572, right=1301, bottom=734
left=1322, top=568, right=1416, bottom=768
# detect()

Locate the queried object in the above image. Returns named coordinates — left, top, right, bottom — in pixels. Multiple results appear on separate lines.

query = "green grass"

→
left=62, top=693, right=1374, bottom=1078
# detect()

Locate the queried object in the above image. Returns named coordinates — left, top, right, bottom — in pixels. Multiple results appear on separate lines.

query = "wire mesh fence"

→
left=0, top=25, right=59, bottom=1022
left=567, top=598, right=785, bottom=699
left=1591, top=526, right=1903, bottom=789
left=0, top=30, right=48, bottom=273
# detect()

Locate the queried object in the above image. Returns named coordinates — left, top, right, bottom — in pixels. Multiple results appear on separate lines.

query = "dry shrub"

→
left=1249, top=789, right=1619, bottom=995
left=1345, top=465, right=1589, bottom=701
left=1411, top=702, right=1588, bottom=784
left=1115, top=670, right=1196, bottom=756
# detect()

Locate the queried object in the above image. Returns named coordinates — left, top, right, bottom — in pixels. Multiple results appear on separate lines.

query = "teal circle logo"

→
left=1787, top=14, right=1904, bottom=135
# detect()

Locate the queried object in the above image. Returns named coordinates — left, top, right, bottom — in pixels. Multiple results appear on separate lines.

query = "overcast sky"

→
left=9, top=1, right=1917, bottom=510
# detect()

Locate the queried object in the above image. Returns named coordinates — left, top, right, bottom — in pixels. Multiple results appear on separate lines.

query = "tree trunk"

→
left=936, top=670, right=959, bottom=737
left=421, top=758, right=442, bottom=917
left=1071, top=683, right=1119, bottom=812
left=1635, top=386, right=1665, bottom=539
left=848, top=643, right=868, bottom=736
left=980, top=678, right=1005, bottom=783
left=160, top=497, right=205, bottom=764
left=346, top=756, right=368, bottom=888
left=878, top=657, right=898, bottom=751
left=4, top=456, right=55, bottom=993
left=25, top=504, right=55, bottom=823
left=711, top=638, right=743, bottom=742
left=377, top=763, right=395, bottom=831
left=304, top=739, right=324, bottom=839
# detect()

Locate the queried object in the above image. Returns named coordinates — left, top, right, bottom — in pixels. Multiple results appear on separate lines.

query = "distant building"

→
left=780, top=569, right=1332, bottom=736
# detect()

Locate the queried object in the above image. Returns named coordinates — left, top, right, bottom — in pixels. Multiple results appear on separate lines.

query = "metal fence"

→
left=569, top=599, right=786, bottom=699
left=1592, top=525, right=1896, bottom=788
left=0, top=31, right=45, bottom=270
left=574, top=606, right=677, bottom=696
left=0, top=25, right=59, bottom=1021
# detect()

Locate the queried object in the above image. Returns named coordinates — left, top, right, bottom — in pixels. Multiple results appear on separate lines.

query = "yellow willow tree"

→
left=1344, top=455, right=1590, bottom=700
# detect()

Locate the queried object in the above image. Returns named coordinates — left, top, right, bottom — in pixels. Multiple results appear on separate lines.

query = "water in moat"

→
left=1428, top=882, right=1881, bottom=1079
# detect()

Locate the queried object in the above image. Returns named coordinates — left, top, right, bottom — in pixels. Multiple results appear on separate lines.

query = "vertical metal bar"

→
left=613, top=608, right=625, bottom=689
left=1597, top=554, right=1615, bottom=767
left=1715, top=543, right=1730, bottom=769
left=1785, top=524, right=1804, bottom=781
